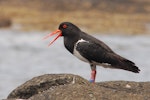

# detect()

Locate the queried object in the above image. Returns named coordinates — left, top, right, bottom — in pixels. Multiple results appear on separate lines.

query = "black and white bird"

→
left=44, top=22, right=140, bottom=83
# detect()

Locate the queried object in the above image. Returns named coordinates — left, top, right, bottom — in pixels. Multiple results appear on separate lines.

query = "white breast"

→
left=73, top=39, right=89, bottom=62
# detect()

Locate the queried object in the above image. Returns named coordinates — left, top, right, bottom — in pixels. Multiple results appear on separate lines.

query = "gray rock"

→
left=6, top=74, right=150, bottom=100
left=7, top=74, right=89, bottom=99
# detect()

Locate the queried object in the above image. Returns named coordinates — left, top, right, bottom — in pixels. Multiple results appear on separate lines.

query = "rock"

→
left=7, top=74, right=89, bottom=99
left=6, top=74, right=150, bottom=100
left=0, top=18, right=11, bottom=27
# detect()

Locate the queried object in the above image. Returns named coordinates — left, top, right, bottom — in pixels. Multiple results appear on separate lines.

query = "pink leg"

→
left=89, top=70, right=97, bottom=83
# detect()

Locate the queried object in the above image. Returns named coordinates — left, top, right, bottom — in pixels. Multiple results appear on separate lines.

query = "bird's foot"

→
left=89, top=79, right=95, bottom=83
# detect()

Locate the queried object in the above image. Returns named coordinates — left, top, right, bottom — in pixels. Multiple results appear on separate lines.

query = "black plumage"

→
left=59, top=22, right=140, bottom=73
left=45, top=22, right=140, bottom=82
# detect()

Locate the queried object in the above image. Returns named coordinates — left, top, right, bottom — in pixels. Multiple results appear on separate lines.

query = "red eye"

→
left=63, top=24, right=67, bottom=29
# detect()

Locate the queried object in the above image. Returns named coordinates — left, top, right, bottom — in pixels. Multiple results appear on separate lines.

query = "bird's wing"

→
left=75, top=41, right=116, bottom=64
left=75, top=41, right=140, bottom=73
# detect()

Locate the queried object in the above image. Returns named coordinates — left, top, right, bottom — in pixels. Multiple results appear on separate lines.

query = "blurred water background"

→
left=0, top=29, right=150, bottom=99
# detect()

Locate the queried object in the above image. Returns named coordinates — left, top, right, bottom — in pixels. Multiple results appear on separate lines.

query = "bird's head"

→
left=43, top=22, right=81, bottom=46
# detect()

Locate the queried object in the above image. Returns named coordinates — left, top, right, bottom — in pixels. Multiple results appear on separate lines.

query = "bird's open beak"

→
left=43, top=29, right=62, bottom=46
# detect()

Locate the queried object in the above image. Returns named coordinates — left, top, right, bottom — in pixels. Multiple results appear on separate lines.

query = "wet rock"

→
left=0, top=18, right=11, bottom=27
left=6, top=74, right=150, bottom=100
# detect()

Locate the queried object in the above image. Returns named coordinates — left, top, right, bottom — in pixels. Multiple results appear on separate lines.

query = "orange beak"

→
left=43, top=29, right=62, bottom=46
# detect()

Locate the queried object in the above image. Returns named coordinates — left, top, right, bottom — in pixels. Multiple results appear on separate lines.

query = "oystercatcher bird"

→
left=44, top=22, right=140, bottom=83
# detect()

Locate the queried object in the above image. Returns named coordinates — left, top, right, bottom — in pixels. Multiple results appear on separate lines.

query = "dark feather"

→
left=76, top=39, right=140, bottom=73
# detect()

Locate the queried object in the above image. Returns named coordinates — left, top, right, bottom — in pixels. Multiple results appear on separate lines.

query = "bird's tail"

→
left=120, top=59, right=140, bottom=73
left=110, top=53, right=140, bottom=73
